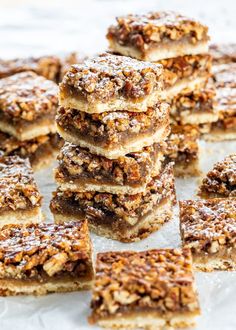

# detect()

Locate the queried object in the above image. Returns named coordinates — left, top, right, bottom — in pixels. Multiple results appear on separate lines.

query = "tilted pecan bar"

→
left=107, top=11, right=209, bottom=61
left=165, top=124, right=200, bottom=177
left=0, top=132, right=62, bottom=171
left=210, top=43, right=236, bottom=64
left=180, top=198, right=236, bottom=271
left=0, top=55, right=61, bottom=81
left=170, top=86, right=218, bottom=125
left=50, top=163, right=176, bottom=242
left=0, top=220, right=93, bottom=296
left=0, top=72, right=58, bottom=141
left=205, top=63, right=236, bottom=141
left=54, top=142, right=165, bottom=194
left=159, top=54, right=211, bottom=98
left=56, top=102, right=170, bottom=159
left=89, top=248, right=200, bottom=329
left=59, top=53, right=163, bottom=114
left=0, top=156, right=42, bottom=226
left=198, top=154, right=236, bottom=198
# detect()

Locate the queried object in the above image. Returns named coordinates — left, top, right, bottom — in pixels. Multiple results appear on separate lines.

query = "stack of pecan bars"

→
left=0, top=71, right=59, bottom=170
left=50, top=52, right=176, bottom=242
left=107, top=11, right=218, bottom=176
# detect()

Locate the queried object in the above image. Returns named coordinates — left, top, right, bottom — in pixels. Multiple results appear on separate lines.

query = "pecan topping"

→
left=89, top=248, right=200, bottom=322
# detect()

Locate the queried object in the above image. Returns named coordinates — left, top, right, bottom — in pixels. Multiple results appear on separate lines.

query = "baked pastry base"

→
left=108, top=39, right=208, bottom=62
left=96, top=311, right=199, bottom=329
left=0, top=207, right=43, bottom=227
left=204, top=127, right=236, bottom=141
left=53, top=198, right=173, bottom=243
left=56, top=123, right=169, bottom=159
left=193, top=255, right=236, bottom=272
left=59, top=89, right=162, bottom=114
left=0, top=120, right=56, bottom=141
left=0, top=277, right=93, bottom=296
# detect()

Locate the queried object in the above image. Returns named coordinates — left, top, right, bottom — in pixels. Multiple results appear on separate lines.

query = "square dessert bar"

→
left=170, top=86, right=218, bottom=126
left=59, top=53, right=163, bottom=114
left=210, top=43, right=236, bottom=64
left=0, top=220, right=94, bottom=296
left=159, top=54, right=211, bottom=98
left=205, top=63, right=236, bottom=141
left=180, top=198, right=236, bottom=271
left=50, top=163, right=176, bottom=242
left=0, top=156, right=42, bottom=226
left=56, top=102, right=170, bottom=159
left=54, top=142, right=165, bottom=194
left=198, top=154, right=236, bottom=198
left=89, top=248, right=200, bottom=329
left=0, top=132, right=62, bottom=171
left=165, top=124, right=200, bottom=177
left=0, top=55, right=61, bottom=81
left=0, top=71, right=58, bottom=141
left=107, top=11, right=209, bottom=61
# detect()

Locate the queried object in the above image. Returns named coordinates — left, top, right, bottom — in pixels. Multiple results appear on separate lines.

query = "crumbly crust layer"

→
left=0, top=71, right=58, bottom=122
left=55, top=142, right=164, bottom=193
left=159, top=54, right=211, bottom=89
left=180, top=198, right=236, bottom=270
left=89, top=248, right=200, bottom=324
left=50, top=163, right=176, bottom=230
left=0, top=55, right=61, bottom=81
left=198, top=154, right=236, bottom=198
left=107, top=11, right=209, bottom=59
left=210, top=43, right=236, bottom=64
left=0, top=221, right=93, bottom=282
left=0, top=156, right=42, bottom=212
left=59, top=53, right=163, bottom=106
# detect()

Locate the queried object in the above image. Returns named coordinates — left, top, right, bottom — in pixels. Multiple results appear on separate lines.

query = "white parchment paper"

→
left=0, top=0, right=235, bottom=329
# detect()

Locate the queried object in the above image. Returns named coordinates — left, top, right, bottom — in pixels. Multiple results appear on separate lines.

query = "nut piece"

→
left=43, top=252, right=68, bottom=276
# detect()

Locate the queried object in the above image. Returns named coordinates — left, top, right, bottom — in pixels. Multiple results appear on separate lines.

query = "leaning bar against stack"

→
left=89, top=248, right=200, bottom=329
left=107, top=11, right=213, bottom=177
left=51, top=163, right=176, bottom=243
left=107, top=11, right=209, bottom=61
left=0, top=156, right=42, bottom=226
left=59, top=53, right=164, bottom=113
left=180, top=198, right=236, bottom=271
left=54, top=142, right=165, bottom=194
left=0, top=220, right=94, bottom=296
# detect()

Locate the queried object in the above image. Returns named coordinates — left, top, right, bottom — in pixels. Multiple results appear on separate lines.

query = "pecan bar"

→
left=107, top=11, right=209, bottom=61
left=170, top=86, right=218, bottom=125
left=59, top=53, right=163, bottom=114
left=0, top=72, right=58, bottom=141
left=210, top=43, right=236, bottom=64
left=0, top=156, right=42, bottom=226
left=56, top=102, right=170, bottom=159
left=198, top=154, right=236, bottom=198
left=165, top=124, right=200, bottom=177
left=54, top=142, right=164, bottom=194
left=159, top=54, right=211, bottom=98
left=89, top=248, right=200, bottom=329
left=50, top=163, right=176, bottom=242
left=0, top=55, right=61, bottom=81
left=180, top=198, right=236, bottom=271
left=0, top=220, right=93, bottom=296
left=0, top=132, right=62, bottom=171
left=205, top=63, right=236, bottom=141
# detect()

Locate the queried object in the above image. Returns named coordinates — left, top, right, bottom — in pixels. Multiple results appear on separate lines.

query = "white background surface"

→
left=0, top=0, right=236, bottom=329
